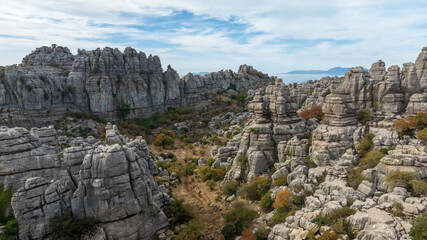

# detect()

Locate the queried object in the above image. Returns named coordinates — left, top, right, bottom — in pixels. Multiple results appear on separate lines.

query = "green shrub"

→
left=409, top=211, right=427, bottom=240
left=4, top=218, right=18, bottom=236
left=357, top=132, right=374, bottom=157
left=273, top=175, right=287, bottom=187
left=270, top=206, right=296, bottom=224
left=169, top=198, right=194, bottom=225
left=221, top=223, right=236, bottom=240
left=182, top=137, right=192, bottom=144
left=153, top=133, right=174, bottom=148
left=198, top=166, right=213, bottom=181
left=410, top=180, right=427, bottom=196
left=184, top=163, right=196, bottom=175
left=242, top=176, right=271, bottom=200
left=237, top=154, right=248, bottom=169
left=0, top=184, right=12, bottom=224
left=417, top=128, right=427, bottom=145
left=359, top=150, right=385, bottom=169
left=175, top=219, right=204, bottom=240
left=392, top=201, right=403, bottom=216
left=347, top=167, right=364, bottom=189
left=222, top=180, right=238, bottom=196
left=385, top=171, right=419, bottom=188
left=304, top=156, right=317, bottom=168
left=249, top=128, right=258, bottom=134
left=318, top=230, right=340, bottom=240
left=207, top=158, right=215, bottom=167
left=260, top=192, right=274, bottom=212
left=212, top=168, right=226, bottom=181
left=357, top=110, right=371, bottom=125
left=321, top=89, right=331, bottom=98
left=315, top=207, right=356, bottom=236
left=49, top=212, right=96, bottom=239
left=223, top=203, right=258, bottom=234
left=379, top=148, right=390, bottom=155
left=254, top=226, right=270, bottom=240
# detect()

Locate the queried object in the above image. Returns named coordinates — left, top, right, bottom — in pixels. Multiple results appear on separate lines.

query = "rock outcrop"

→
left=310, top=88, right=364, bottom=166
left=223, top=80, right=307, bottom=182
left=6, top=125, right=169, bottom=240
left=0, top=45, right=274, bottom=127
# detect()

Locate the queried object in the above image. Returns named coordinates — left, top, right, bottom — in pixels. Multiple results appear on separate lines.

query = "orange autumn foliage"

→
left=273, top=188, right=292, bottom=209
left=299, top=105, right=324, bottom=120
left=241, top=228, right=256, bottom=240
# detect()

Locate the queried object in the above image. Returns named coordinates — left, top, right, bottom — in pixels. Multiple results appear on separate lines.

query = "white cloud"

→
left=0, top=0, right=426, bottom=82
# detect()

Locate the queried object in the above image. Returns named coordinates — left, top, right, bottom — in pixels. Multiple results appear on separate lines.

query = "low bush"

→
left=0, top=184, right=12, bottom=224
left=417, top=128, right=427, bottom=145
left=221, top=223, right=237, bottom=240
left=237, top=154, right=248, bottom=169
left=260, top=192, right=274, bottom=212
left=153, top=133, right=174, bottom=148
left=273, top=188, right=292, bottom=209
left=175, top=219, right=204, bottom=240
left=242, top=177, right=271, bottom=200
left=359, top=150, right=385, bottom=169
left=409, top=180, right=427, bottom=196
left=317, top=230, right=340, bottom=240
left=409, top=211, right=427, bottom=240
left=169, top=198, right=194, bottom=225
left=273, top=175, right=287, bottom=187
left=222, top=180, right=238, bottom=196
left=392, top=201, right=403, bottom=216
left=207, top=158, right=215, bottom=167
left=184, top=163, right=196, bottom=175
left=315, top=207, right=356, bottom=236
left=223, top=203, right=258, bottom=235
left=357, top=132, right=374, bottom=157
left=299, top=106, right=324, bottom=120
left=357, top=110, right=371, bottom=125
left=385, top=171, right=419, bottom=188
left=254, top=226, right=270, bottom=240
left=198, top=166, right=213, bottom=181
left=49, top=212, right=96, bottom=239
left=212, top=167, right=226, bottom=181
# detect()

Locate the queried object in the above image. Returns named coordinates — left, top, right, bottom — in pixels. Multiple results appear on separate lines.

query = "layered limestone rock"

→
left=223, top=81, right=306, bottom=182
left=369, top=141, right=427, bottom=192
left=311, top=88, right=364, bottom=166
left=0, top=45, right=274, bottom=127
left=415, top=47, right=427, bottom=92
left=7, top=125, right=169, bottom=240
left=0, top=126, right=68, bottom=191
left=71, top=141, right=168, bottom=240
left=406, top=92, right=427, bottom=114
left=340, top=66, right=373, bottom=109
left=11, top=177, right=75, bottom=239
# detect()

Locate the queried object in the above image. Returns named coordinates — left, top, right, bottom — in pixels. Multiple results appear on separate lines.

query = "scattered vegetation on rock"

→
left=242, top=177, right=271, bottom=200
left=49, top=212, right=96, bottom=239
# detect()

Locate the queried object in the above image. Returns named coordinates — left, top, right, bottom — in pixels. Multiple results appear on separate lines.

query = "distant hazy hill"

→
left=286, top=67, right=350, bottom=75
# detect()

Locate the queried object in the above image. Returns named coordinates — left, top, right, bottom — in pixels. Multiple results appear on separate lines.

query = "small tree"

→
left=273, top=188, right=291, bottom=209
left=153, top=133, right=173, bottom=148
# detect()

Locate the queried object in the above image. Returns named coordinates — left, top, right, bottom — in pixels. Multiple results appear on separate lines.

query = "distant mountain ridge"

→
left=286, top=67, right=350, bottom=75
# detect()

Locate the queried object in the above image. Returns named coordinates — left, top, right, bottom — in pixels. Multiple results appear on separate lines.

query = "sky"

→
left=0, top=0, right=426, bottom=82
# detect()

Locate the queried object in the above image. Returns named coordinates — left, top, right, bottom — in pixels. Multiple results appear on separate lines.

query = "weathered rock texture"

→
left=0, top=45, right=274, bottom=127
left=223, top=80, right=307, bottom=182
left=5, top=125, right=169, bottom=240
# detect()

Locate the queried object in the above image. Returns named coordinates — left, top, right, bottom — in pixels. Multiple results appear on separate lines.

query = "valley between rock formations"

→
left=0, top=45, right=427, bottom=240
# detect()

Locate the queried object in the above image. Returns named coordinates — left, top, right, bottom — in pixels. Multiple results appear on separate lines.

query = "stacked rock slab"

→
left=369, top=140, right=427, bottom=192
left=223, top=80, right=306, bottom=182
left=9, top=125, right=170, bottom=240
left=0, top=45, right=274, bottom=127
left=0, top=126, right=69, bottom=191
left=415, top=47, right=427, bottom=92
left=311, top=88, right=364, bottom=166
left=406, top=92, right=427, bottom=114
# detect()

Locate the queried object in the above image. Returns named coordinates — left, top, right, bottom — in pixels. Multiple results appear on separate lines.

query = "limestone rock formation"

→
left=6, top=125, right=169, bottom=240
left=310, top=88, right=364, bottom=166
left=223, top=80, right=307, bottom=182
left=0, top=45, right=274, bottom=127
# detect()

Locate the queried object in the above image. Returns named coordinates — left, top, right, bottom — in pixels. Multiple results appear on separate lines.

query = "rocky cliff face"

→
left=3, top=125, right=169, bottom=240
left=0, top=45, right=274, bottom=127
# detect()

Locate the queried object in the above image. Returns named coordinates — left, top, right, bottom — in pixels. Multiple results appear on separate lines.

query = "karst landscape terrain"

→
left=0, top=44, right=426, bottom=240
